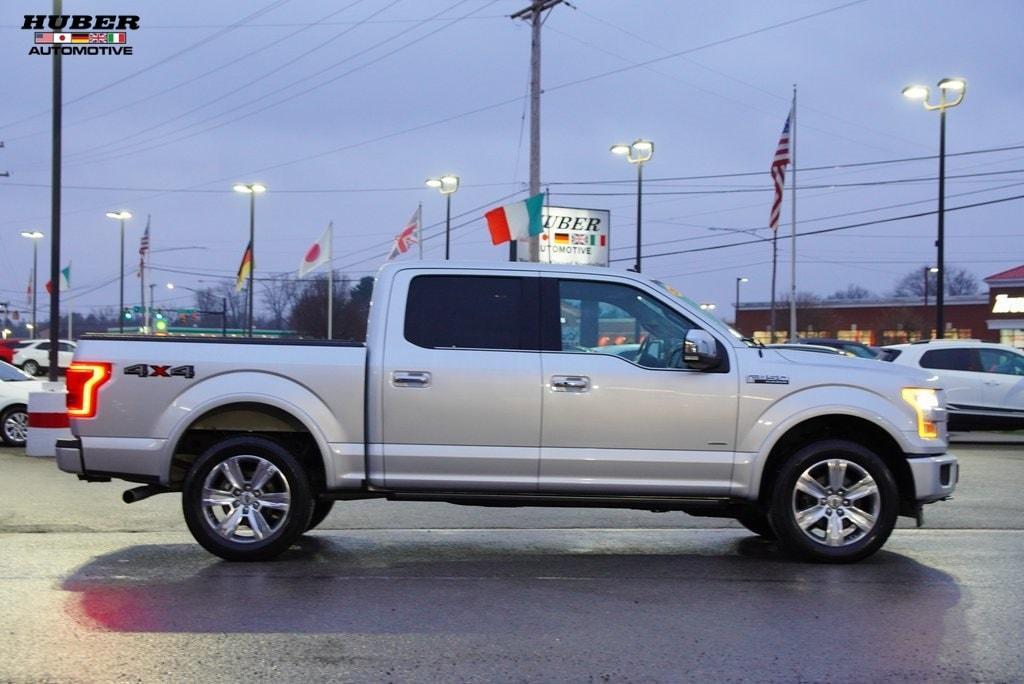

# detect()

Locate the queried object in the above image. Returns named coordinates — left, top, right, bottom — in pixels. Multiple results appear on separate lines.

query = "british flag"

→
left=388, top=206, right=421, bottom=261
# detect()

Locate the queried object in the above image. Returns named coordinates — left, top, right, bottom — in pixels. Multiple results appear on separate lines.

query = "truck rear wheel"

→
left=182, top=436, right=314, bottom=561
left=768, top=439, right=898, bottom=563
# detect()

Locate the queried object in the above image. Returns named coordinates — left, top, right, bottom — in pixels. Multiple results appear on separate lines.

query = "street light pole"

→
left=232, top=183, right=266, bottom=337
left=610, top=140, right=654, bottom=273
left=105, top=211, right=132, bottom=333
left=903, top=77, right=966, bottom=339
left=425, top=175, right=459, bottom=260
left=735, top=276, right=749, bottom=328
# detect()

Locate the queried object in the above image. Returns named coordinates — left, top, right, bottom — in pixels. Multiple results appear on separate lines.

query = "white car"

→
left=883, top=340, right=1024, bottom=430
left=12, top=339, right=76, bottom=376
left=0, top=361, right=45, bottom=447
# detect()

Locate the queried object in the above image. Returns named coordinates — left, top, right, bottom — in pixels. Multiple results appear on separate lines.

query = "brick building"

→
left=734, top=265, right=1024, bottom=348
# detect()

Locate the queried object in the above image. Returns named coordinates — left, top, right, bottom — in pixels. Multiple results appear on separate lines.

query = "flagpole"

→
left=327, top=222, right=334, bottom=340
left=769, top=235, right=777, bottom=341
left=140, top=250, right=147, bottom=334
left=788, top=85, right=798, bottom=341
left=417, top=203, right=423, bottom=260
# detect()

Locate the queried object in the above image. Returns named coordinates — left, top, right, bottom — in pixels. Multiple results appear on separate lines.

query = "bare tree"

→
left=830, top=284, right=873, bottom=300
left=260, top=277, right=300, bottom=330
left=891, top=265, right=979, bottom=297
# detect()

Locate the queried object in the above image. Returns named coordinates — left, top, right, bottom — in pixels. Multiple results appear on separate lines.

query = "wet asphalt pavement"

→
left=1, top=444, right=1022, bottom=683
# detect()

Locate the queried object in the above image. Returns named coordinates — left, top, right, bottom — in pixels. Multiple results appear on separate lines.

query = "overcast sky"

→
left=2, top=0, right=1023, bottom=322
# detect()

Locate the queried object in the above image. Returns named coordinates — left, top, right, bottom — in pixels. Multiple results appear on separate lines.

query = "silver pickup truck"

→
left=57, top=261, right=957, bottom=563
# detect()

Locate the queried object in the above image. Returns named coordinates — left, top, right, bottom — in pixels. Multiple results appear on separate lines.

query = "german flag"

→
left=235, top=240, right=253, bottom=292
left=553, top=232, right=570, bottom=245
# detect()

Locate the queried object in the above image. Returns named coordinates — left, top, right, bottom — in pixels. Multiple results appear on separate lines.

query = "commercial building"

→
left=735, top=265, right=1024, bottom=348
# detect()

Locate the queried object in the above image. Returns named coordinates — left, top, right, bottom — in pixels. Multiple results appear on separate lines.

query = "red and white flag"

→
left=769, top=107, right=792, bottom=231
left=298, top=223, right=332, bottom=278
left=387, top=206, right=421, bottom=261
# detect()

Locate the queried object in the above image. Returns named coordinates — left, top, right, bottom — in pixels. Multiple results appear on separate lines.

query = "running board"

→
left=348, top=489, right=741, bottom=515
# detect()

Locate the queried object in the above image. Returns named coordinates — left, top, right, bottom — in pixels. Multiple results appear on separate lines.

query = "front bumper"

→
left=907, top=452, right=958, bottom=503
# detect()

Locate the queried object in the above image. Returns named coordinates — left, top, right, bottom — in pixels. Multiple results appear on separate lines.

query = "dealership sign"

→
left=539, top=206, right=610, bottom=267
left=992, top=293, right=1024, bottom=314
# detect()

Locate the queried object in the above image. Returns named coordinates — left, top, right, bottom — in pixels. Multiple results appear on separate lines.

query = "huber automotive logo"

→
left=23, top=14, right=139, bottom=56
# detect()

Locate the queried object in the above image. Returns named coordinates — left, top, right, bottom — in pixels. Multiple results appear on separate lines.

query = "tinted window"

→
left=557, top=280, right=696, bottom=369
left=405, top=275, right=536, bottom=350
left=35, top=342, right=50, bottom=351
left=979, top=349, right=1024, bottom=375
left=920, top=348, right=981, bottom=372
left=58, top=342, right=75, bottom=352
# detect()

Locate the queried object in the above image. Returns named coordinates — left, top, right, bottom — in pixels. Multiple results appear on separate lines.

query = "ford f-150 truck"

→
left=56, top=261, right=957, bottom=563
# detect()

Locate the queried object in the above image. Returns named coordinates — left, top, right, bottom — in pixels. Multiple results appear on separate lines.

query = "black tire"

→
left=305, top=499, right=335, bottom=532
left=735, top=509, right=776, bottom=539
left=768, top=439, right=898, bottom=563
left=182, top=436, right=314, bottom=561
left=21, top=360, right=40, bottom=376
left=0, top=405, right=29, bottom=447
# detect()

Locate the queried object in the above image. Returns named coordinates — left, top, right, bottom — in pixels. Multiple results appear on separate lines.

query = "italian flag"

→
left=45, top=263, right=71, bottom=294
left=485, top=193, right=544, bottom=246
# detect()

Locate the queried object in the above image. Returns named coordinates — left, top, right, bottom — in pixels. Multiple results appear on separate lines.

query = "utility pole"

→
left=511, top=0, right=567, bottom=263
left=48, top=0, right=63, bottom=382
left=1, top=140, right=9, bottom=178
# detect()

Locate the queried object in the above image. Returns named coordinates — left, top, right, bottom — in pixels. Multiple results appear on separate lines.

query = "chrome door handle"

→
left=551, top=375, right=590, bottom=392
left=393, top=371, right=431, bottom=387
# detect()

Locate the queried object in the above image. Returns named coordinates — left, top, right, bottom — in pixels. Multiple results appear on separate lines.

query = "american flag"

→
left=138, top=215, right=150, bottom=277
left=387, top=206, right=421, bottom=260
left=769, top=108, right=792, bottom=231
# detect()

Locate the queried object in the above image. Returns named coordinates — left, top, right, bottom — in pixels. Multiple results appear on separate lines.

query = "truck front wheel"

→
left=768, top=439, right=898, bottom=563
left=182, top=436, right=314, bottom=561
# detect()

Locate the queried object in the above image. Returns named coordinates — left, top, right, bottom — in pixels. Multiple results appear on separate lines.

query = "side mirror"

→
left=683, top=329, right=722, bottom=371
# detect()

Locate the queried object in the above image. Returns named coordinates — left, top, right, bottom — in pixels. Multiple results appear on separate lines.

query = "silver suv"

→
left=883, top=340, right=1024, bottom=430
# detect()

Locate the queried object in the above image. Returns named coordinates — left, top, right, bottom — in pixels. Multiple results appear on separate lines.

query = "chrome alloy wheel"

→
left=201, top=454, right=291, bottom=543
left=3, top=409, right=28, bottom=445
left=790, top=458, right=881, bottom=547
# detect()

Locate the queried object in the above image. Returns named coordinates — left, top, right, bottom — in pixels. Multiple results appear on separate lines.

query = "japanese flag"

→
left=298, top=223, right=332, bottom=278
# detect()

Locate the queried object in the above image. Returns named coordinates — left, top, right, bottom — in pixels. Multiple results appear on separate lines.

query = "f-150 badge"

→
left=746, top=374, right=789, bottom=385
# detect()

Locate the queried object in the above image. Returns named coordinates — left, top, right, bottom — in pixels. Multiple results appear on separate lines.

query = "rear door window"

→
left=979, top=349, right=1024, bottom=375
left=404, top=275, right=538, bottom=351
left=920, top=348, right=981, bottom=371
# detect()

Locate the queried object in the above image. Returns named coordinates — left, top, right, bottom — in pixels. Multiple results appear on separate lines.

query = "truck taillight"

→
left=67, top=362, right=112, bottom=418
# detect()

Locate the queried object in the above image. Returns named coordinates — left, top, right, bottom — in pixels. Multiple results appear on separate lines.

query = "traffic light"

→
left=122, top=309, right=133, bottom=321
left=155, top=319, right=167, bottom=332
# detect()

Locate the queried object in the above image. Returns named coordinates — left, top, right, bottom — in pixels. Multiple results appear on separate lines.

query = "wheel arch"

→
left=167, top=400, right=331, bottom=492
left=752, top=414, right=915, bottom=511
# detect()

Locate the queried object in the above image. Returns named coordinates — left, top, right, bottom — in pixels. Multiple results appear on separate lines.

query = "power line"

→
left=609, top=192, right=1024, bottom=263
left=554, top=168, right=1024, bottom=197
left=52, top=0, right=488, bottom=170
left=615, top=180, right=1024, bottom=252
left=0, top=0, right=295, bottom=131
left=4, top=0, right=374, bottom=145
left=545, top=144, right=1024, bottom=186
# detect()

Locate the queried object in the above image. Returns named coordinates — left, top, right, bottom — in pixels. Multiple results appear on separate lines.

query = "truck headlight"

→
left=901, top=387, right=941, bottom=440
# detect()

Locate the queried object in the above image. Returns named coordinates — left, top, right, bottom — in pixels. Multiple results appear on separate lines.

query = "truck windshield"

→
left=650, top=279, right=755, bottom=348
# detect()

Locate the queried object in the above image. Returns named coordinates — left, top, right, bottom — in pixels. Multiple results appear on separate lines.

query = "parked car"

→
left=766, top=343, right=846, bottom=355
left=882, top=339, right=1024, bottom=430
left=0, top=339, right=23, bottom=364
left=796, top=338, right=883, bottom=359
left=0, top=360, right=44, bottom=447
left=12, top=339, right=76, bottom=376
left=58, top=261, right=956, bottom=564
